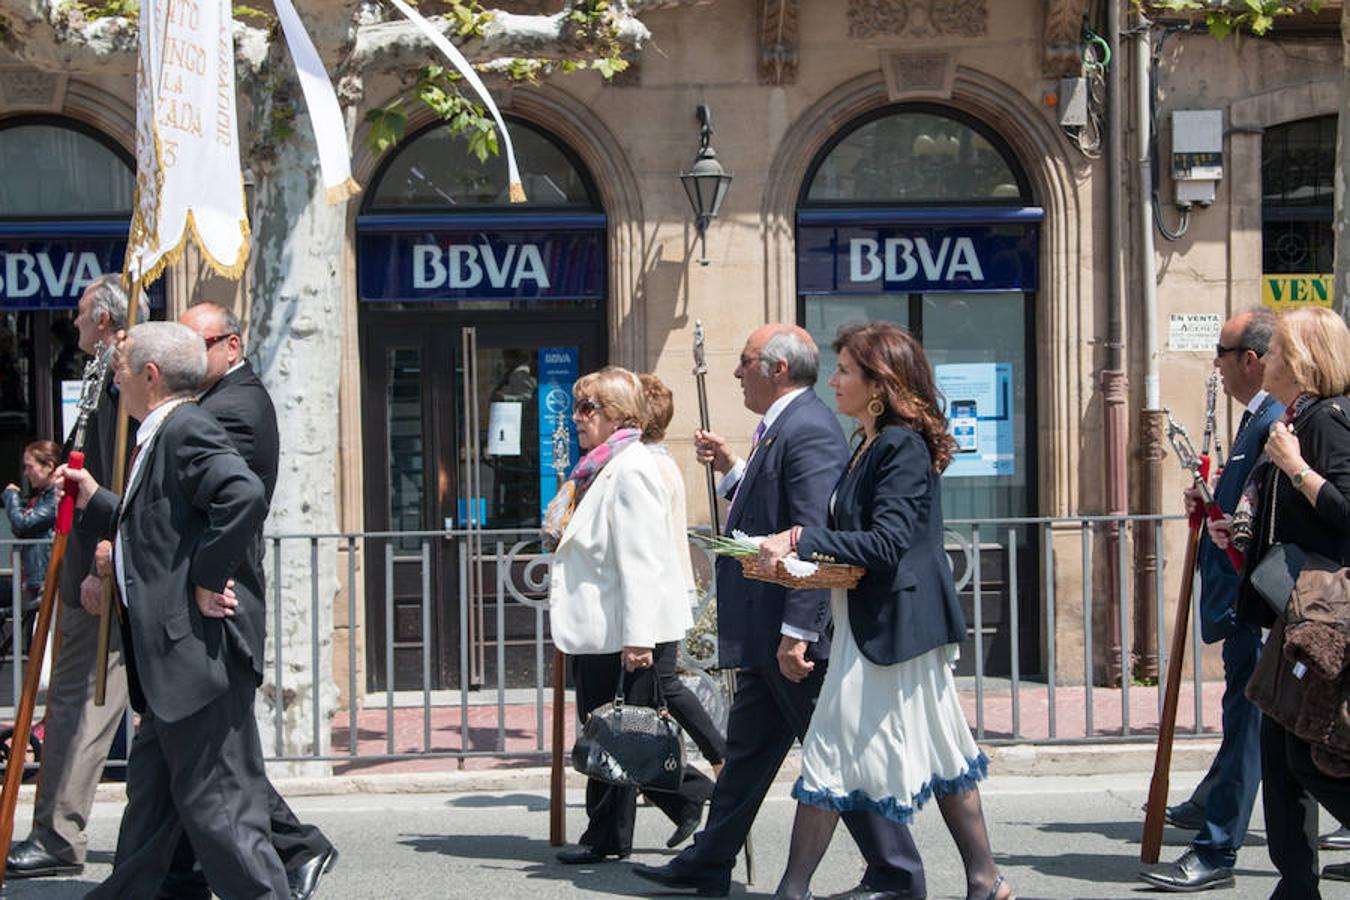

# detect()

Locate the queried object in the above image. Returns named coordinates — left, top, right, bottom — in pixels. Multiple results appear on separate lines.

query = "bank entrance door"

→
left=361, top=315, right=604, bottom=692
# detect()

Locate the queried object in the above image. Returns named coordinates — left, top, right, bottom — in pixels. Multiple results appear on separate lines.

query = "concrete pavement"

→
left=4, top=766, right=1345, bottom=899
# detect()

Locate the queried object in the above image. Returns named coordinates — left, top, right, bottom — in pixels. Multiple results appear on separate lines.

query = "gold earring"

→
left=867, top=395, right=886, bottom=417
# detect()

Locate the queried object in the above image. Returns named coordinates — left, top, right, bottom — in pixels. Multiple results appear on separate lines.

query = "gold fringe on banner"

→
left=326, top=177, right=363, bottom=206
left=509, top=182, right=527, bottom=204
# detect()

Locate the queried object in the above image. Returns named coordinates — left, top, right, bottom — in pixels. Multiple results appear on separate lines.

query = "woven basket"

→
left=740, top=557, right=864, bottom=590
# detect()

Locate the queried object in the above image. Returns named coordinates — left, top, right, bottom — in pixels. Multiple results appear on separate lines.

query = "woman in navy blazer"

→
left=759, top=322, right=1012, bottom=900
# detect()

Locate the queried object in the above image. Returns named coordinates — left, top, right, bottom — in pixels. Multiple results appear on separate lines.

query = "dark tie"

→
left=1236, top=410, right=1253, bottom=440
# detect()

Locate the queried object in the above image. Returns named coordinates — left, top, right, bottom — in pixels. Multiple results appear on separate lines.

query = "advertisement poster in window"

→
left=537, top=346, right=579, bottom=520
left=935, top=362, right=1014, bottom=478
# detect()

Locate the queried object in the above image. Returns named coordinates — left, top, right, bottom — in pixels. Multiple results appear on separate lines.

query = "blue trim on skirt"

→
left=791, top=752, right=990, bottom=825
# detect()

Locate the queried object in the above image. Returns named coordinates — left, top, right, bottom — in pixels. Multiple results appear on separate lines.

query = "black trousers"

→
left=574, top=642, right=717, bottom=854
left=672, top=663, right=926, bottom=895
left=1262, top=714, right=1350, bottom=898
left=86, top=664, right=289, bottom=900
left=158, top=782, right=335, bottom=898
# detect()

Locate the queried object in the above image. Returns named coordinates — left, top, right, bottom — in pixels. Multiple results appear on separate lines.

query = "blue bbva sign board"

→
left=537, top=346, right=580, bottom=522
left=0, top=222, right=164, bottom=310
left=797, top=223, right=1037, bottom=294
left=357, top=215, right=605, bottom=303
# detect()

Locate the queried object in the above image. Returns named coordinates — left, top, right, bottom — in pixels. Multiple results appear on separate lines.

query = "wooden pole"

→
left=1141, top=520, right=1202, bottom=864
left=549, top=648, right=566, bottom=846
left=0, top=470, right=81, bottom=890
left=93, top=281, right=141, bottom=706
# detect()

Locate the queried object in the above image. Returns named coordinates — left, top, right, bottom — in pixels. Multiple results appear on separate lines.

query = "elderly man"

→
left=1141, top=310, right=1282, bottom=893
left=62, top=322, right=289, bottom=899
left=635, top=324, right=927, bottom=899
left=157, top=302, right=337, bottom=900
left=6, top=275, right=144, bottom=880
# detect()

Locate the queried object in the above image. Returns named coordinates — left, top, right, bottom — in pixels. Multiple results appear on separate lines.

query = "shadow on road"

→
left=447, top=792, right=550, bottom=811
left=1031, top=818, right=1268, bottom=848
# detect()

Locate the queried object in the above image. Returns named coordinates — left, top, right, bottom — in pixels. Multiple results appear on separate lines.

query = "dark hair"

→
left=638, top=373, right=674, bottom=443
left=23, top=440, right=61, bottom=471
left=833, top=321, right=956, bottom=473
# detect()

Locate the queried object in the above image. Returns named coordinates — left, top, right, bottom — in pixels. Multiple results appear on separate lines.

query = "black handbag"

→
left=571, top=659, right=686, bottom=792
left=1251, top=542, right=1306, bottom=620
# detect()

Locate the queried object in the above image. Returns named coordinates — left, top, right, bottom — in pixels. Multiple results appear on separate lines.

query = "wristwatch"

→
left=1292, top=466, right=1314, bottom=488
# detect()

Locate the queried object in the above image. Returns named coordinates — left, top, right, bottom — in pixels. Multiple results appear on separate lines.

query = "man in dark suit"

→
left=635, top=324, right=926, bottom=899
left=152, top=303, right=336, bottom=899
left=6, top=275, right=143, bottom=879
left=62, top=321, right=290, bottom=899
left=1141, top=309, right=1283, bottom=893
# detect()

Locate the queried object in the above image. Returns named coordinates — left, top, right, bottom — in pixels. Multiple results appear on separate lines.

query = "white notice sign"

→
left=1168, top=313, right=1222, bottom=353
left=60, top=380, right=83, bottom=442
left=487, top=402, right=523, bottom=456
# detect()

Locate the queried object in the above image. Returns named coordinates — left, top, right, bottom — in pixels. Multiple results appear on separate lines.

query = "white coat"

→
left=548, top=442, right=694, bottom=655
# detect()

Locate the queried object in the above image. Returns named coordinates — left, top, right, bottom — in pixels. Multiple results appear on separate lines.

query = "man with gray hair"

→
left=636, top=323, right=927, bottom=898
left=8, top=273, right=147, bottom=880
left=59, top=320, right=289, bottom=898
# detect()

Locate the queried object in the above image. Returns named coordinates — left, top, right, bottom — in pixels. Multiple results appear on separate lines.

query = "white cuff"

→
left=780, top=623, right=819, bottom=643
left=717, top=459, right=746, bottom=499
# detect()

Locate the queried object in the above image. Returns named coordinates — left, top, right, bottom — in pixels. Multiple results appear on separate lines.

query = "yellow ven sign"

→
left=1262, top=274, right=1334, bottom=310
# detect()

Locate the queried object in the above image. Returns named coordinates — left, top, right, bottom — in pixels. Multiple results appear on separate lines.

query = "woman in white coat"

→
left=543, top=367, right=697, bottom=864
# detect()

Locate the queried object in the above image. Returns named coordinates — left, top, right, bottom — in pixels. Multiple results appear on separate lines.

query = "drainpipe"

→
left=1134, top=13, right=1162, bottom=681
left=1101, top=0, right=1129, bottom=688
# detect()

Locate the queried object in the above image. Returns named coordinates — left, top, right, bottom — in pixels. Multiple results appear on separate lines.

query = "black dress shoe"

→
left=1320, top=826, right=1350, bottom=851
left=667, top=807, right=703, bottom=848
left=832, top=887, right=916, bottom=900
left=288, top=845, right=338, bottom=900
left=5, top=839, right=83, bottom=878
left=1164, top=799, right=1207, bottom=831
left=1139, top=848, right=1234, bottom=892
left=1324, top=861, right=1350, bottom=882
left=556, top=847, right=629, bottom=865
left=632, top=860, right=731, bottom=896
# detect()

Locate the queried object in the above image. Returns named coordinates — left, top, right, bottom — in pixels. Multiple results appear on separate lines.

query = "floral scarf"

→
left=541, top=427, right=642, bottom=551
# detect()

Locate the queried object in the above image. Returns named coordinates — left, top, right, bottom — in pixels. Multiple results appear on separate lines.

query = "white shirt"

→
left=114, top=397, right=191, bottom=606
left=1246, top=389, right=1269, bottom=417
left=714, top=386, right=818, bottom=643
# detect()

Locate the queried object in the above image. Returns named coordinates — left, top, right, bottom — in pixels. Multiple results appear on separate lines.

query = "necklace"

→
left=847, top=433, right=879, bottom=474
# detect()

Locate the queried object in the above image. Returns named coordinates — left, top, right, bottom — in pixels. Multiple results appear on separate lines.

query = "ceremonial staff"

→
left=0, top=343, right=114, bottom=889
left=1141, top=406, right=1243, bottom=863
left=92, top=283, right=143, bottom=705
left=691, top=321, right=754, bottom=883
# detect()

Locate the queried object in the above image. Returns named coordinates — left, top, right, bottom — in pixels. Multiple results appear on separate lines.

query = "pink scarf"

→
left=541, top=427, right=641, bottom=551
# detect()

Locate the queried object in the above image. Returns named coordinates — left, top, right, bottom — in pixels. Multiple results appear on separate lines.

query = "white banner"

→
left=125, top=0, right=250, bottom=288
left=273, top=0, right=360, bottom=205
left=385, top=0, right=527, bottom=203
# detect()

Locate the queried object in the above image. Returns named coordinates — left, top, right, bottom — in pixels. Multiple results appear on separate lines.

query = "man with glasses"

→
left=163, top=302, right=337, bottom=900
left=1141, top=310, right=1281, bottom=893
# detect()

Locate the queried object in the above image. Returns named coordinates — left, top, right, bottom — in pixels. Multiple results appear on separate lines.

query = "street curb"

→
left=50, top=738, right=1222, bottom=805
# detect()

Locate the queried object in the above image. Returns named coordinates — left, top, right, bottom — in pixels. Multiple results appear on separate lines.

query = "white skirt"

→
left=793, top=589, right=987, bottom=824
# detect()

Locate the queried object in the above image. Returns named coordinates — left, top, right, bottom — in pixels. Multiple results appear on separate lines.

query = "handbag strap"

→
left=611, top=654, right=669, bottom=713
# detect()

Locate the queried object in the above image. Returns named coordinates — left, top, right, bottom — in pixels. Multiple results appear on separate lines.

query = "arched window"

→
left=0, top=117, right=133, bottom=218
left=364, top=118, right=599, bottom=212
left=1262, top=115, right=1335, bottom=275
left=802, top=106, right=1031, bottom=206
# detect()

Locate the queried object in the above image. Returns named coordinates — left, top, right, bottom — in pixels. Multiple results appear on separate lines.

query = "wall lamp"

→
left=679, top=105, right=733, bottom=266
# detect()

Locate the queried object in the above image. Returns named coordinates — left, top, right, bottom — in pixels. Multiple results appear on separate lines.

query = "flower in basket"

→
left=688, top=530, right=826, bottom=582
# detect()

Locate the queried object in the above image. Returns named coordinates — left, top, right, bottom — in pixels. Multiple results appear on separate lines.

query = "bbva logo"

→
left=848, top=237, right=985, bottom=284
left=0, top=251, right=108, bottom=299
left=412, top=243, right=551, bottom=291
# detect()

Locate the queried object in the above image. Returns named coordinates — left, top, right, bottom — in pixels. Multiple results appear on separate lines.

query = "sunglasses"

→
left=574, top=398, right=605, bottom=416
left=1214, top=343, right=1252, bottom=357
left=203, top=333, right=237, bottom=348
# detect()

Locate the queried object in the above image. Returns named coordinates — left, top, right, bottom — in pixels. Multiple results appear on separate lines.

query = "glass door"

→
left=361, top=317, right=602, bottom=692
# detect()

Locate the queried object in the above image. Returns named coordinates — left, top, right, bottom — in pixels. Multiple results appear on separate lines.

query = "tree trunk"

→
left=247, top=91, right=347, bottom=776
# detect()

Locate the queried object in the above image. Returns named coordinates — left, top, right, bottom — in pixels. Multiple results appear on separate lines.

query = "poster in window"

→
left=934, top=363, right=1014, bottom=478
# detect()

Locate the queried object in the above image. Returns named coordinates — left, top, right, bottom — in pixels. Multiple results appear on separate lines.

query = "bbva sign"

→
left=0, top=250, right=109, bottom=301
left=848, top=237, right=985, bottom=284
left=412, top=243, right=550, bottom=290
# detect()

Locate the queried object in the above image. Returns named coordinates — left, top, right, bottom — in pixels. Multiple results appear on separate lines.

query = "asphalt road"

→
left=1, top=769, right=1341, bottom=899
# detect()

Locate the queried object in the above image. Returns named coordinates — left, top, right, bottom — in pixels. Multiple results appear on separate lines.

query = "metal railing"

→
left=0, top=512, right=1224, bottom=772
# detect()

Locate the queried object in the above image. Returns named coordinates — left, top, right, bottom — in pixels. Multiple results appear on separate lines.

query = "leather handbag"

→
left=571, top=660, right=686, bottom=792
left=1251, top=542, right=1306, bottom=620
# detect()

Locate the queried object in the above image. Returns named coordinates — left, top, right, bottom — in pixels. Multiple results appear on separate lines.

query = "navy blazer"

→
left=716, top=390, right=848, bottom=669
left=1197, top=394, right=1283, bottom=643
left=796, top=425, right=965, bottom=667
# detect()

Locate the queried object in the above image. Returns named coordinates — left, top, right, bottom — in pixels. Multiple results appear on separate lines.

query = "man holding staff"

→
left=1141, top=310, right=1282, bottom=892
left=60, top=321, right=288, bottom=899
left=6, top=276, right=142, bottom=880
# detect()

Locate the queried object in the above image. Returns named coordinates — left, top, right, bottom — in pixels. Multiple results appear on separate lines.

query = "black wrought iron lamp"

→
left=680, top=105, right=733, bottom=266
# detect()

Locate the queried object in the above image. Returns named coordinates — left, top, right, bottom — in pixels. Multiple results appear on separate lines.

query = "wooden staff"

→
left=549, top=647, right=566, bottom=846
left=93, top=280, right=142, bottom=705
left=0, top=457, right=85, bottom=889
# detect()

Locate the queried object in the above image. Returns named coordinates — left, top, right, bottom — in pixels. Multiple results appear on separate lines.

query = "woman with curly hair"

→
left=758, top=322, right=1012, bottom=900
